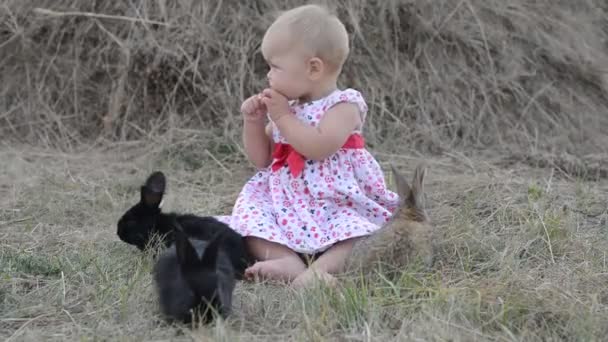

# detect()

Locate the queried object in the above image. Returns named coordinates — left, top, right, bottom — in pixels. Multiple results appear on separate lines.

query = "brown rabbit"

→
left=344, top=163, right=434, bottom=275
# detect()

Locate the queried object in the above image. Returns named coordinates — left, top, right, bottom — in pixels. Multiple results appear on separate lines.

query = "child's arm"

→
left=242, top=94, right=274, bottom=169
left=274, top=104, right=361, bottom=161
left=262, top=90, right=361, bottom=161
left=243, top=120, right=273, bottom=169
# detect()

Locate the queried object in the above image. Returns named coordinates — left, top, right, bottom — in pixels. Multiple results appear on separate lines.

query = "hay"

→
left=1, top=0, right=607, bottom=154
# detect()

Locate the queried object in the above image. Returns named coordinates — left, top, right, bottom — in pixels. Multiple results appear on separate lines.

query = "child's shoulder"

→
left=322, top=88, right=368, bottom=115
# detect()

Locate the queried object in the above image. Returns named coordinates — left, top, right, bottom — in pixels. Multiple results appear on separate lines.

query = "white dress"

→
left=215, top=88, right=399, bottom=254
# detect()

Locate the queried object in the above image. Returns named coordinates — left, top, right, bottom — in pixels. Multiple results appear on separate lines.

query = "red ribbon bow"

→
left=271, top=134, right=365, bottom=177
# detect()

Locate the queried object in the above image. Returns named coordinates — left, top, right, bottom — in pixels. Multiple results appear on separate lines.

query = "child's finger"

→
left=245, top=105, right=253, bottom=115
left=262, top=88, right=274, bottom=98
left=255, top=97, right=264, bottom=108
left=244, top=267, right=258, bottom=282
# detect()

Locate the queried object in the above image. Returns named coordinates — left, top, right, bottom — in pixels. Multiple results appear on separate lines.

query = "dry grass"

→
left=1, top=139, right=607, bottom=341
left=2, top=0, right=608, bottom=341
left=1, top=0, right=607, bottom=155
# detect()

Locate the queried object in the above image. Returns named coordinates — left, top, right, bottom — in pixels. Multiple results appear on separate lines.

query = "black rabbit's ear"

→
left=217, top=281, right=233, bottom=317
left=145, top=171, right=166, bottom=193
left=140, top=171, right=166, bottom=208
left=175, top=230, right=201, bottom=268
left=200, top=231, right=224, bottom=270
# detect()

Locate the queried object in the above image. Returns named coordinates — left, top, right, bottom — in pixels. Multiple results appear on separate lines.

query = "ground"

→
left=1, top=0, right=607, bottom=340
left=1, top=138, right=607, bottom=341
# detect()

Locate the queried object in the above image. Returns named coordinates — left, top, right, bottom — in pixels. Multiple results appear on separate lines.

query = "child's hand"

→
left=241, top=94, right=267, bottom=123
left=261, top=88, right=290, bottom=122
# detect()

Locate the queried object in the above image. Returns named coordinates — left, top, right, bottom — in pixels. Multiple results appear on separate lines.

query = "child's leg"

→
left=292, top=237, right=363, bottom=288
left=245, top=236, right=307, bottom=283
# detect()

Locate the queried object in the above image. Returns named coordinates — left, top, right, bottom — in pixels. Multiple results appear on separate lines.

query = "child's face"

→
left=265, top=52, right=311, bottom=100
left=262, top=35, right=312, bottom=100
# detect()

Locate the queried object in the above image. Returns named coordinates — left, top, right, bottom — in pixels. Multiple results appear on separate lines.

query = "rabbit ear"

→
left=140, top=171, right=166, bottom=208
left=390, top=164, right=411, bottom=201
left=145, top=171, right=166, bottom=193
left=408, top=163, right=427, bottom=210
left=175, top=230, right=201, bottom=268
left=217, top=280, right=233, bottom=317
left=200, top=231, right=224, bottom=270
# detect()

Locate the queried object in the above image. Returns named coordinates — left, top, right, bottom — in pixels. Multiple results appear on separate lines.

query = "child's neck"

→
left=298, top=78, right=338, bottom=103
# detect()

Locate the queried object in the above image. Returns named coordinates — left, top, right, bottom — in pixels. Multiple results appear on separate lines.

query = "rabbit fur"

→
left=344, top=163, right=435, bottom=275
left=116, top=171, right=251, bottom=279
left=153, top=227, right=236, bottom=324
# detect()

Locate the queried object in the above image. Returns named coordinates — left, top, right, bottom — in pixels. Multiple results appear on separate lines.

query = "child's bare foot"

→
left=244, top=256, right=306, bottom=283
left=290, top=238, right=360, bottom=288
left=291, top=268, right=338, bottom=289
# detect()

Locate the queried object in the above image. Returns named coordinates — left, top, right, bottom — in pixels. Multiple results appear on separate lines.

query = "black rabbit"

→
left=116, top=171, right=251, bottom=279
left=153, top=227, right=236, bottom=324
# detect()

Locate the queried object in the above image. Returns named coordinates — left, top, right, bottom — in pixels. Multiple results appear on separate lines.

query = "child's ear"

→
left=308, top=57, right=325, bottom=80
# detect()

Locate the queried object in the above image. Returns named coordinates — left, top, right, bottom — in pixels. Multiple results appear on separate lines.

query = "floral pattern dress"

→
left=215, top=88, right=400, bottom=254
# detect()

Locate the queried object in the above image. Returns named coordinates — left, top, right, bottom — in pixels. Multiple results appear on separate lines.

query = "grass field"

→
left=1, top=138, right=607, bottom=341
left=1, top=0, right=608, bottom=340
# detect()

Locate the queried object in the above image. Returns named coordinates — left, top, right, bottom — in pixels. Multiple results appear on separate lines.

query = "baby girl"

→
left=216, top=4, right=399, bottom=288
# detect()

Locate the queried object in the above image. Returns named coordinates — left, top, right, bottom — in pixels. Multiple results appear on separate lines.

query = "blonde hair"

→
left=262, top=4, right=350, bottom=73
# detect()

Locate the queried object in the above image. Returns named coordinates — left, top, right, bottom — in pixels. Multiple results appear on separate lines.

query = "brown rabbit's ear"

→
left=390, top=164, right=411, bottom=200
left=140, top=171, right=166, bottom=208
left=409, top=163, right=427, bottom=209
